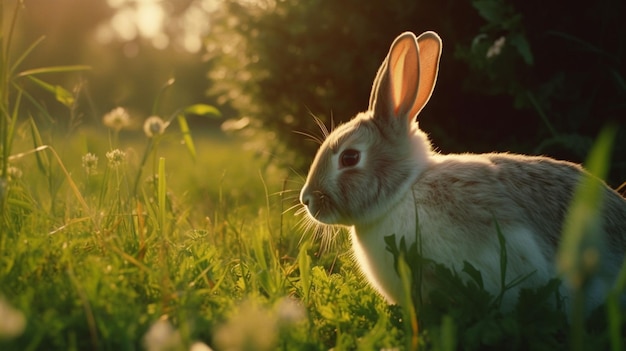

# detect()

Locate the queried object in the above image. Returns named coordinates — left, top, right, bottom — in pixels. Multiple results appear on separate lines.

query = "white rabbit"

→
left=299, top=31, right=626, bottom=312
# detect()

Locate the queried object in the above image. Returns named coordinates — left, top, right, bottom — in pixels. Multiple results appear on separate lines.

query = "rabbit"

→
left=299, top=31, right=626, bottom=313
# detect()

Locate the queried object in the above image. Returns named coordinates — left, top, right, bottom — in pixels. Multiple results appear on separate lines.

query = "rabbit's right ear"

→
left=369, top=31, right=442, bottom=125
left=412, top=31, right=442, bottom=118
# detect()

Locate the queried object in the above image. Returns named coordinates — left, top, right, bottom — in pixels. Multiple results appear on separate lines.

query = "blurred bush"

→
left=206, top=0, right=626, bottom=184
left=5, top=0, right=625, bottom=184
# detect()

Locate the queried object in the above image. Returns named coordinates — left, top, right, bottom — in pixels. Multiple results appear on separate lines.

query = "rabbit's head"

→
left=300, top=32, right=442, bottom=227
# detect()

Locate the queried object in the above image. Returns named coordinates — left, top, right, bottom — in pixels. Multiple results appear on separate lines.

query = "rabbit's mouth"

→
left=300, top=189, right=348, bottom=225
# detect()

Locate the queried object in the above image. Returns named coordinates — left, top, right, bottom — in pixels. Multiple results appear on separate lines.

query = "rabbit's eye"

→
left=340, top=149, right=360, bottom=168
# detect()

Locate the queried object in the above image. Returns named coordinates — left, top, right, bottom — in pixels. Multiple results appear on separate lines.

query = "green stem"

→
left=133, top=138, right=155, bottom=198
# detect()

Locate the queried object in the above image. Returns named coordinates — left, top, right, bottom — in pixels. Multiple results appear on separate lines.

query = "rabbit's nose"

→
left=300, top=194, right=310, bottom=207
left=300, top=185, right=311, bottom=207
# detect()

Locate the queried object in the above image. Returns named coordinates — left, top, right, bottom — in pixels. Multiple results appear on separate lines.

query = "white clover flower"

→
left=103, top=107, right=131, bottom=131
left=0, top=297, right=26, bottom=339
left=106, top=149, right=127, bottom=168
left=213, top=300, right=277, bottom=351
left=81, top=153, right=99, bottom=176
left=143, top=317, right=183, bottom=351
left=275, top=297, right=306, bottom=325
left=486, top=36, right=506, bottom=58
left=143, top=116, right=169, bottom=138
left=6, top=166, right=23, bottom=181
left=189, top=341, right=213, bottom=351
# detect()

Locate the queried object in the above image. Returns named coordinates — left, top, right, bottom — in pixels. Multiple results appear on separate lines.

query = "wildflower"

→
left=143, top=316, right=183, bottom=351
left=213, top=300, right=278, bottom=351
left=189, top=342, right=213, bottom=351
left=486, top=36, right=506, bottom=58
left=6, top=166, right=22, bottom=181
left=103, top=107, right=131, bottom=131
left=0, top=297, right=26, bottom=339
left=143, top=116, right=169, bottom=138
left=106, top=149, right=127, bottom=168
left=82, top=153, right=99, bottom=176
left=275, top=297, right=306, bottom=325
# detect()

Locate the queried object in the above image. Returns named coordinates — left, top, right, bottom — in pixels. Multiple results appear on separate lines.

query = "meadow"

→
left=1, top=106, right=625, bottom=351
left=1, top=3, right=625, bottom=351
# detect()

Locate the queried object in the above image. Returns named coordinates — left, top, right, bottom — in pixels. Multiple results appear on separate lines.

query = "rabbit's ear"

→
left=412, top=31, right=442, bottom=118
left=387, top=32, right=420, bottom=118
left=368, top=55, right=388, bottom=111
left=370, top=31, right=442, bottom=124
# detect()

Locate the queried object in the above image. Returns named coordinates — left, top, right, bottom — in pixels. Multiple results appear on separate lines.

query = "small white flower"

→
left=106, top=149, right=126, bottom=168
left=275, top=297, right=306, bottom=325
left=82, top=153, right=99, bottom=176
left=189, top=341, right=213, bottom=351
left=0, top=297, right=26, bottom=339
left=213, top=300, right=278, bottom=351
left=6, top=166, right=22, bottom=181
left=143, top=316, right=183, bottom=351
left=103, top=107, right=131, bottom=131
left=486, top=36, right=506, bottom=58
left=143, top=116, right=169, bottom=138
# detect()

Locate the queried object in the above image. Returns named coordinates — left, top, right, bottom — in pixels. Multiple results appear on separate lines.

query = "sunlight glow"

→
left=98, top=0, right=216, bottom=53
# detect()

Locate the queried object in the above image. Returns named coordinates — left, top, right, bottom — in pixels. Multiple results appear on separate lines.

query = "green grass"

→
left=0, top=125, right=402, bottom=350
left=1, top=122, right=624, bottom=351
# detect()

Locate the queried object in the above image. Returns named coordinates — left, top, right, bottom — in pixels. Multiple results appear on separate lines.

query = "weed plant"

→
left=1, top=2, right=624, bottom=351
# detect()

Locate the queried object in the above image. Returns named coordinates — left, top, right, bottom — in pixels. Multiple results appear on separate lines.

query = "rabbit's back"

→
left=417, top=152, right=626, bottom=249
left=410, top=152, right=626, bottom=306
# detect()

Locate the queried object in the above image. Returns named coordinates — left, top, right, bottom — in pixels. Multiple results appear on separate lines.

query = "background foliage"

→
left=207, top=0, right=626, bottom=184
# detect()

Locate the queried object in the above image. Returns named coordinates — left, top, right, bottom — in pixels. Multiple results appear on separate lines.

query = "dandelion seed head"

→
left=106, top=149, right=127, bottom=168
left=143, top=116, right=168, bottom=138
left=103, top=107, right=131, bottom=131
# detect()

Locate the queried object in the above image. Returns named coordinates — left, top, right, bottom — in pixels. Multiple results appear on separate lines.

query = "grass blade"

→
left=557, top=126, right=616, bottom=350
left=8, top=36, right=46, bottom=76
left=157, top=157, right=166, bottom=234
left=25, top=75, right=75, bottom=107
left=176, top=114, right=196, bottom=161
left=28, top=116, right=50, bottom=176
left=16, top=64, right=91, bottom=77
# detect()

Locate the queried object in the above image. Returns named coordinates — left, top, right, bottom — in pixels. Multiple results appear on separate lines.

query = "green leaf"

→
left=462, top=261, right=484, bottom=289
left=183, top=104, right=221, bottom=118
left=472, top=0, right=508, bottom=23
left=297, top=240, right=312, bottom=303
left=26, top=76, right=75, bottom=107
left=26, top=75, right=55, bottom=94
left=510, top=33, right=534, bottom=65
left=54, top=85, right=75, bottom=107
left=177, top=114, right=196, bottom=161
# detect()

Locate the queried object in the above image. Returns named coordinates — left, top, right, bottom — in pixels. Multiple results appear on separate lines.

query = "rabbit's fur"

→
left=300, top=31, right=626, bottom=312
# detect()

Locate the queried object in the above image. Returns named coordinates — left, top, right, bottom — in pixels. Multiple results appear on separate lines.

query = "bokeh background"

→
left=6, top=0, right=626, bottom=185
